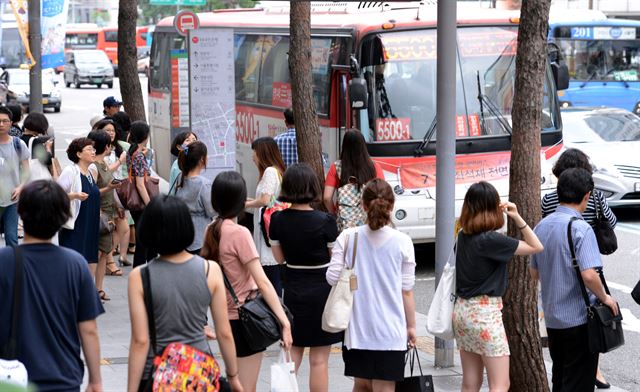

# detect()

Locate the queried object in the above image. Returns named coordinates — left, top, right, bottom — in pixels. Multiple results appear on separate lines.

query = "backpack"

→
left=335, top=160, right=367, bottom=232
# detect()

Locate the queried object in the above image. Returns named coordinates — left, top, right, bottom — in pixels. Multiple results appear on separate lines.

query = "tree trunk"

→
left=118, top=0, right=146, bottom=122
left=503, top=0, right=551, bottom=391
left=289, top=2, right=324, bottom=186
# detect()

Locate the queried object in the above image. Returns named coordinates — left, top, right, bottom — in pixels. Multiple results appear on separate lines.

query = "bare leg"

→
left=290, top=346, right=305, bottom=374
left=371, top=379, right=395, bottom=392
left=237, top=352, right=264, bottom=392
left=115, top=217, right=130, bottom=263
left=483, top=355, right=510, bottom=392
left=95, top=251, right=107, bottom=292
left=353, top=378, right=373, bottom=392
left=308, top=346, right=331, bottom=392
left=460, top=350, right=484, bottom=392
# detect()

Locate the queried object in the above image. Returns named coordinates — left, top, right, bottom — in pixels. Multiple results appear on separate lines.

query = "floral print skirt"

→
left=453, top=295, right=510, bottom=357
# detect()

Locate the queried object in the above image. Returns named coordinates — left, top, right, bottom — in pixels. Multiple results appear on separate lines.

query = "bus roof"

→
left=155, top=3, right=521, bottom=36
left=549, top=8, right=640, bottom=27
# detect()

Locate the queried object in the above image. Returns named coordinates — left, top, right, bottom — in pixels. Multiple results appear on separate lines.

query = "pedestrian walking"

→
left=88, top=130, right=122, bottom=287
left=245, top=137, right=286, bottom=294
left=0, top=106, right=29, bottom=247
left=201, top=171, right=292, bottom=392
left=531, top=168, right=620, bottom=392
left=274, top=108, right=297, bottom=167
left=269, top=163, right=341, bottom=391
left=453, top=181, right=543, bottom=392
left=540, top=148, right=616, bottom=388
left=173, top=141, right=215, bottom=255
left=0, top=180, right=104, bottom=391
left=58, top=138, right=102, bottom=282
left=127, top=196, right=242, bottom=392
left=95, top=117, right=132, bottom=267
left=168, top=131, right=198, bottom=194
left=127, top=121, right=157, bottom=268
left=326, top=179, right=416, bottom=392
left=323, top=129, right=384, bottom=232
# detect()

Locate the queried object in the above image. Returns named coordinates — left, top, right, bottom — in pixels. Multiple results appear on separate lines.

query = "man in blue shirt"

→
left=274, top=107, right=298, bottom=167
left=0, top=180, right=104, bottom=391
left=531, top=168, right=619, bottom=392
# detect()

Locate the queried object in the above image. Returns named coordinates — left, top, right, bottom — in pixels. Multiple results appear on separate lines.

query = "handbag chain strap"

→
left=141, top=266, right=158, bottom=357
left=1, top=246, right=23, bottom=359
left=567, top=217, right=610, bottom=314
left=592, top=192, right=603, bottom=220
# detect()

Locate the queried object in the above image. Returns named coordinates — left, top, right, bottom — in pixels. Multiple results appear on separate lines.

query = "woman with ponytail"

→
left=174, top=141, right=215, bottom=255
left=126, top=121, right=157, bottom=267
left=202, top=171, right=292, bottom=392
left=326, top=179, right=416, bottom=391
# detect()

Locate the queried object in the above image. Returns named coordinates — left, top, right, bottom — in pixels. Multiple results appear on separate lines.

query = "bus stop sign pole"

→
left=435, top=0, right=457, bottom=368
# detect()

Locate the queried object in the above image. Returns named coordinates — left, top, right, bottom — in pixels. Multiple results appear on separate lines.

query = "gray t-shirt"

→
left=0, top=137, right=29, bottom=206
left=174, top=175, right=215, bottom=251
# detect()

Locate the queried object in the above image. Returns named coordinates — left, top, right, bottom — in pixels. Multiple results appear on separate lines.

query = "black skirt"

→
left=283, top=266, right=343, bottom=347
left=342, top=348, right=407, bottom=381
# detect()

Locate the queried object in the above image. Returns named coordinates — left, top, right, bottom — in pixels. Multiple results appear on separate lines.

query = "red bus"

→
left=149, top=3, right=566, bottom=242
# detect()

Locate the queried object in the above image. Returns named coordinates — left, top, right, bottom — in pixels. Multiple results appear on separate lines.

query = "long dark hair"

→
left=251, top=137, right=286, bottom=178
left=201, top=171, right=247, bottom=261
left=127, top=121, right=150, bottom=157
left=339, top=129, right=376, bottom=189
left=177, top=141, right=207, bottom=189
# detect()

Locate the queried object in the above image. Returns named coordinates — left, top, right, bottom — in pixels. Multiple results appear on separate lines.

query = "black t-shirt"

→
left=455, top=230, right=519, bottom=299
left=269, top=209, right=338, bottom=266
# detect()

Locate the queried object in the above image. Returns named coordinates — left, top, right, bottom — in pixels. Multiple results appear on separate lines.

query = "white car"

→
left=7, top=68, right=62, bottom=112
left=561, top=107, right=640, bottom=206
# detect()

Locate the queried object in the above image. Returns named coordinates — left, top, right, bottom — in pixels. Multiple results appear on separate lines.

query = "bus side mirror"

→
left=552, top=62, right=569, bottom=91
left=348, top=77, right=368, bottom=110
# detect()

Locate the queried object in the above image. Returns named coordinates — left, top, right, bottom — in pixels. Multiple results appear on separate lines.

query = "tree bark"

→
left=503, top=0, right=551, bottom=391
left=289, top=2, right=324, bottom=187
left=118, top=0, right=146, bottom=122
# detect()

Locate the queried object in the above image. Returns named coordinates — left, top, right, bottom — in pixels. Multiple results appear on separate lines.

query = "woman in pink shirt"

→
left=202, top=171, right=292, bottom=392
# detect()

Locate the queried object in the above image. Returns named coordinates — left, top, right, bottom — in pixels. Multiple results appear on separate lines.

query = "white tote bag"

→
left=426, top=244, right=457, bottom=340
left=27, top=137, right=52, bottom=182
left=270, top=349, right=299, bottom=392
left=322, top=231, right=359, bottom=333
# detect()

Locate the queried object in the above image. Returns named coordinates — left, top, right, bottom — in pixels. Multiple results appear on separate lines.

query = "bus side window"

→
left=150, top=32, right=172, bottom=91
left=234, top=35, right=266, bottom=103
left=259, top=36, right=291, bottom=107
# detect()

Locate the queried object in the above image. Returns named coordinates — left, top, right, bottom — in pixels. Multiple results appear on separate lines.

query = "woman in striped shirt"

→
left=540, top=147, right=616, bottom=389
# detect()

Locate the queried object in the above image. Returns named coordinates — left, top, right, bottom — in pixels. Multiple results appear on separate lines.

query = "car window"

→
left=564, top=112, right=640, bottom=142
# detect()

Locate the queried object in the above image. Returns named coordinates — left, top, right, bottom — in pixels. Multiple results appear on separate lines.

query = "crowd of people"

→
left=0, top=100, right=626, bottom=392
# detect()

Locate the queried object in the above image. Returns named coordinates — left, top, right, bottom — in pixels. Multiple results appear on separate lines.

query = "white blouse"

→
left=253, top=167, right=282, bottom=266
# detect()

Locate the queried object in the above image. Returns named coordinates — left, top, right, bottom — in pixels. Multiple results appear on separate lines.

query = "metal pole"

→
left=28, top=0, right=43, bottom=113
left=435, top=0, right=457, bottom=368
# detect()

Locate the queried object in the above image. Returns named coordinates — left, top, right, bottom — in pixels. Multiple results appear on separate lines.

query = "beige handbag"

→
left=321, top=230, right=359, bottom=333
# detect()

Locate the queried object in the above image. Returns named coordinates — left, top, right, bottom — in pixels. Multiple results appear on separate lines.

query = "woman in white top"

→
left=327, top=179, right=416, bottom=391
left=245, top=137, right=286, bottom=295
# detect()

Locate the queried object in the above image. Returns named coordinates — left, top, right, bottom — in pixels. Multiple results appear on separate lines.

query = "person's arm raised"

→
left=502, top=201, right=544, bottom=256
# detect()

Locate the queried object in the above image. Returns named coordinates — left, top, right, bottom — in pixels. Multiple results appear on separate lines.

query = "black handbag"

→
left=631, top=279, right=640, bottom=305
left=395, top=348, right=434, bottom=392
left=592, top=193, right=617, bottom=255
left=568, top=218, right=624, bottom=353
left=222, top=270, right=293, bottom=351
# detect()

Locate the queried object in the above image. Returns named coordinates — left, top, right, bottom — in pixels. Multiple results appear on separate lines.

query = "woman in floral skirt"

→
left=453, top=181, right=543, bottom=392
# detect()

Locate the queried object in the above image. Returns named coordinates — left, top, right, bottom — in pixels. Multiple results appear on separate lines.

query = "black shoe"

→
left=595, top=379, right=611, bottom=389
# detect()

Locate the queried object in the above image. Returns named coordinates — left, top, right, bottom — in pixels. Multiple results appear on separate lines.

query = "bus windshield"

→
left=557, top=38, right=640, bottom=82
left=361, top=26, right=556, bottom=142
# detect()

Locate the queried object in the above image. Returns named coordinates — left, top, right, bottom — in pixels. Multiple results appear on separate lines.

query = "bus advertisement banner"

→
left=188, top=28, right=236, bottom=176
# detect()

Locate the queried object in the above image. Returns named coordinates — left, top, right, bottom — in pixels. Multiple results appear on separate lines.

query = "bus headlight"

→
left=395, top=209, right=407, bottom=220
left=393, top=185, right=404, bottom=195
left=560, top=101, right=572, bottom=109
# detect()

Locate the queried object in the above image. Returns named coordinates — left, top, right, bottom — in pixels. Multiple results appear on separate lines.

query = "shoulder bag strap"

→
left=1, top=246, right=23, bottom=359
left=342, top=233, right=350, bottom=269
left=140, top=266, right=158, bottom=356
left=221, top=267, right=241, bottom=306
left=168, top=173, right=180, bottom=195
left=592, top=192, right=602, bottom=219
left=568, top=217, right=594, bottom=309
left=350, top=231, right=359, bottom=270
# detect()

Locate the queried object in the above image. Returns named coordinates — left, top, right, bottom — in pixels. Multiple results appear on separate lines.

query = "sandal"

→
left=119, top=257, right=132, bottom=267
left=98, top=290, right=110, bottom=301
left=127, top=243, right=136, bottom=254
left=106, top=262, right=123, bottom=276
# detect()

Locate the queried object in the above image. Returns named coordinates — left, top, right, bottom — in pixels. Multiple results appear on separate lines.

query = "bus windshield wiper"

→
left=580, top=69, right=599, bottom=88
left=414, top=116, right=436, bottom=157
left=476, top=71, right=512, bottom=136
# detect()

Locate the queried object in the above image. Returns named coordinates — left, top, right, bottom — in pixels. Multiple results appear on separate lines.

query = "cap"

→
left=103, top=96, right=123, bottom=107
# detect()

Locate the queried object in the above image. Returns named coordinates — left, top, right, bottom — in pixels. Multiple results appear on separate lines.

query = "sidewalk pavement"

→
left=84, top=262, right=627, bottom=392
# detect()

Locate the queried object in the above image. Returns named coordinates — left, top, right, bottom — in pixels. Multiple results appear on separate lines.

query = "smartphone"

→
left=111, top=179, right=122, bottom=185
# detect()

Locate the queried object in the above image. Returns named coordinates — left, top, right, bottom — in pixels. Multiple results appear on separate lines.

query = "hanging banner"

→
left=41, top=0, right=68, bottom=69
left=8, top=0, right=33, bottom=66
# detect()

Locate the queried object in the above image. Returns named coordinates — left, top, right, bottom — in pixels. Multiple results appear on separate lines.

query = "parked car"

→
left=63, top=50, right=114, bottom=89
left=561, top=107, right=640, bottom=206
left=7, top=68, right=62, bottom=112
